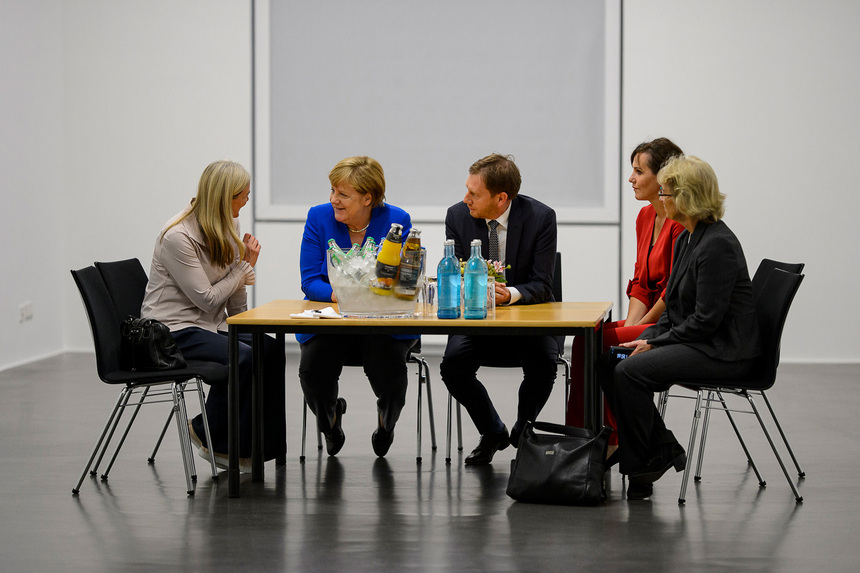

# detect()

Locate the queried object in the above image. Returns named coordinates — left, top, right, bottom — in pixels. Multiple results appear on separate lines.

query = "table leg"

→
left=228, top=325, right=240, bottom=497
left=583, top=326, right=597, bottom=433
left=252, top=332, right=265, bottom=481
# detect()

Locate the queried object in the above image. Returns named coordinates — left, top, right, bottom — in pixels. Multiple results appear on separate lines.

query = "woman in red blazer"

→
left=566, top=138, right=684, bottom=454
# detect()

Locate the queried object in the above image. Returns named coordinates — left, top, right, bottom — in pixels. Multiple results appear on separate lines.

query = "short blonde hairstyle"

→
left=329, top=156, right=386, bottom=208
left=163, top=160, right=250, bottom=268
left=657, top=155, right=725, bottom=223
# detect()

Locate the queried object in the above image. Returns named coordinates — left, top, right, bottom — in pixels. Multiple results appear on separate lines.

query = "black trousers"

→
left=600, top=343, right=756, bottom=474
left=173, top=327, right=286, bottom=460
left=440, top=334, right=559, bottom=435
left=298, top=334, right=415, bottom=434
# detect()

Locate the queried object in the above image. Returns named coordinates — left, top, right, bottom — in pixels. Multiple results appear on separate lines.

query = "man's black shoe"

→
left=464, top=426, right=510, bottom=465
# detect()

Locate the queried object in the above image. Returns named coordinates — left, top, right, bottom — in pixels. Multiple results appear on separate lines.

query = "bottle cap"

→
left=471, top=239, right=482, bottom=247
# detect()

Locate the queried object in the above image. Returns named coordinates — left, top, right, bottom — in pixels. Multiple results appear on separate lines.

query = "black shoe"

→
left=627, top=479, right=653, bottom=500
left=325, top=398, right=347, bottom=456
left=371, top=414, right=395, bottom=458
left=464, top=426, right=510, bottom=465
left=509, top=421, right=525, bottom=449
left=629, top=443, right=687, bottom=484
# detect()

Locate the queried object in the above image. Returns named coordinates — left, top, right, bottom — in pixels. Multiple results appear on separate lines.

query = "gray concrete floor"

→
left=1, top=351, right=858, bottom=571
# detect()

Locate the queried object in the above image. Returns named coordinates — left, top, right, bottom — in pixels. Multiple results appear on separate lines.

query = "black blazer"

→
left=445, top=194, right=557, bottom=305
left=641, top=220, right=762, bottom=361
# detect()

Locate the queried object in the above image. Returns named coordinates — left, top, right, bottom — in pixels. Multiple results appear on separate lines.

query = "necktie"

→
left=488, top=220, right=500, bottom=263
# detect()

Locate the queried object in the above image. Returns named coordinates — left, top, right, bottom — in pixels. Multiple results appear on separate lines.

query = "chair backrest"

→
left=751, top=258, right=805, bottom=302
left=95, top=258, right=149, bottom=320
left=71, top=266, right=124, bottom=382
left=552, top=252, right=563, bottom=302
left=750, top=268, right=804, bottom=388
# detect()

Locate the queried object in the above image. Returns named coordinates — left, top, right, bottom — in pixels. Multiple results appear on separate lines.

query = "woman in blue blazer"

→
left=602, top=155, right=762, bottom=500
left=298, top=156, right=417, bottom=458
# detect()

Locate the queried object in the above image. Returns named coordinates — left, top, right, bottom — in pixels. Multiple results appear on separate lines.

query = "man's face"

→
left=463, top=173, right=506, bottom=220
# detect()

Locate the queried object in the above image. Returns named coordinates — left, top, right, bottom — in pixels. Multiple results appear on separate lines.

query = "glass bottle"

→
left=464, top=239, right=488, bottom=319
left=372, top=223, right=403, bottom=295
left=437, top=239, right=461, bottom=319
left=395, top=228, right=422, bottom=299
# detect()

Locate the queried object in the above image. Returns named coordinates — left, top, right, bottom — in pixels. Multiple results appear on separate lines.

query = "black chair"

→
left=300, top=340, right=437, bottom=463
left=445, top=252, right=572, bottom=463
left=657, top=258, right=807, bottom=482
left=659, top=267, right=805, bottom=504
left=71, top=260, right=226, bottom=496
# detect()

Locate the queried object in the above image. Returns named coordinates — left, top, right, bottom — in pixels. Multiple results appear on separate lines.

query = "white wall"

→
left=622, top=0, right=860, bottom=362
left=1, top=0, right=857, bottom=371
left=1, top=0, right=65, bottom=368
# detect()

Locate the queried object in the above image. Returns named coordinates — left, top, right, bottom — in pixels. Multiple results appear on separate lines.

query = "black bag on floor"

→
left=120, top=316, right=186, bottom=371
left=506, top=422, right=611, bottom=506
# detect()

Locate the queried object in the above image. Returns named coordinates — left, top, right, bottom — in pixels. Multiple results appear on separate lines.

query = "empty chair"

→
left=71, top=260, right=227, bottom=496
left=660, top=268, right=805, bottom=503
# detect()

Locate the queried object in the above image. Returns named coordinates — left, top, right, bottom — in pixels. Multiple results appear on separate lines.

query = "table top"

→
left=227, top=299, right=613, bottom=336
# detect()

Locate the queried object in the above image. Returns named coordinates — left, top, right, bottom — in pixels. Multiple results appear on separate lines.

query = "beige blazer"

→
left=141, top=203, right=254, bottom=333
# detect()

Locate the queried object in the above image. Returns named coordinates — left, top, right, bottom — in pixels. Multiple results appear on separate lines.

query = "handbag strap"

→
left=528, top=421, right=596, bottom=439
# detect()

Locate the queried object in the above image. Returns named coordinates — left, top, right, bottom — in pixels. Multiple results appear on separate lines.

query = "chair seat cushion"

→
left=102, top=360, right=228, bottom=387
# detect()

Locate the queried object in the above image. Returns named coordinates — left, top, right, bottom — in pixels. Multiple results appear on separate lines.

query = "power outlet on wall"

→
left=19, top=301, right=33, bottom=323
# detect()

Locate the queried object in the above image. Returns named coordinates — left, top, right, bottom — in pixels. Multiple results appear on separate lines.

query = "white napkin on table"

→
left=289, top=306, right=342, bottom=319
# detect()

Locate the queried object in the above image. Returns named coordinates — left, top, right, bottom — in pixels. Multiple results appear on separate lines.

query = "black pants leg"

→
left=440, top=334, right=558, bottom=435
left=602, top=344, right=756, bottom=475
left=299, top=334, right=414, bottom=433
left=174, top=327, right=286, bottom=460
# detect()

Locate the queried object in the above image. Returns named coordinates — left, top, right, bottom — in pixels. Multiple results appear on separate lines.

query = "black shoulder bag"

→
left=120, top=316, right=186, bottom=371
left=506, top=422, right=612, bottom=506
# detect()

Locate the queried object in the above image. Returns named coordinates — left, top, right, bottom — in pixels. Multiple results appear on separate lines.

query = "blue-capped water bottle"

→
left=464, top=239, right=488, bottom=319
left=436, top=239, right=461, bottom=319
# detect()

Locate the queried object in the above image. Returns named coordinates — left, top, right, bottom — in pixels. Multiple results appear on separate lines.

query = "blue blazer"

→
left=297, top=202, right=415, bottom=344
left=444, top=194, right=557, bottom=304
left=641, top=219, right=762, bottom=361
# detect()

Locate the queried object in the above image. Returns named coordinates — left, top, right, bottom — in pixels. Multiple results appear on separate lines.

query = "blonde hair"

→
left=329, top=156, right=386, bottom=208
left=163, top=160, right=250, bottom=268
left=657, top=155, right=725, bottom=223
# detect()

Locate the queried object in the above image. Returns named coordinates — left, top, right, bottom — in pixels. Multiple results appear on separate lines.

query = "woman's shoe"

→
left=629, top=446, right=687, bottom=484
left=371, top=411, right=395, bottom=457
left=188, top=421, right=205, bottom=451
left=627, top=479, right=653, bottom=500
left=325, top=398, right=347, bottom=456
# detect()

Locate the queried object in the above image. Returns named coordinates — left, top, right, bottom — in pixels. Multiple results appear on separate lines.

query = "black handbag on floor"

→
left=120, top=316, right=186, bottom=371
left=506, top=422, right=611, bottom=506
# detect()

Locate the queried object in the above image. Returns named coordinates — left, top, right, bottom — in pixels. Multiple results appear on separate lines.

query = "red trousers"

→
left=565, top=320, right=651, bottom=445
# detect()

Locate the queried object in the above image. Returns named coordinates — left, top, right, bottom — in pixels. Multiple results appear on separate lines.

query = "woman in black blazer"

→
left=601, top=155, right=762, bottom=500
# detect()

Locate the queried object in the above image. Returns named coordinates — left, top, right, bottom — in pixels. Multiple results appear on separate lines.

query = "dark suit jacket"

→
left=641, top=219, right=762, bottom=361
left=445, top=194, right=557, bottom=305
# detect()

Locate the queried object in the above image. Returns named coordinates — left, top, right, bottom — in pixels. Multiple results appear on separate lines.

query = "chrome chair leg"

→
left=746, top=392, right=803, bottom=502
left=421, top=357, right=438, bottom=451
left=300, top=399, right=309, bottom=463
left=416, top=360, right=424, bottom=464
left=693, top=391, right=715, bottom=481
left=717, top=391, right=765, bottom=486
left=102, top=386, right=150, bottom=481
left=72, top=389, right=126, bottom=495
left=678, top=390, right=704, bottom=504
left=149, top=409, right=174, bottom=464
left=172, top=382, right=196, bottom=495
left=445, top=394, right=454, bottom=464
left=193, top=378, right=218, bottom=479
left=760, top=390, right=805, bottom=477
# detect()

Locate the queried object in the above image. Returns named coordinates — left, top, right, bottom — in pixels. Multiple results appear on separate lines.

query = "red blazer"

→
left=626, top=204, right=685, bottom=310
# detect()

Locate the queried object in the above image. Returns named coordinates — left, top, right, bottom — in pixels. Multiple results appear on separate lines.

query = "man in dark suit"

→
left=440, top=153, right=559, bottom=465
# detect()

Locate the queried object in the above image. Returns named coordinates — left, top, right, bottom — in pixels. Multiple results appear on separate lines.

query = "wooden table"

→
left=226, top=299, right=613, bottom=497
